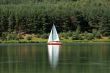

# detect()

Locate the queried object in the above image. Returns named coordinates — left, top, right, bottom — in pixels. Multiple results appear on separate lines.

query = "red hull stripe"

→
left=48, top=42, right=62, bottom=45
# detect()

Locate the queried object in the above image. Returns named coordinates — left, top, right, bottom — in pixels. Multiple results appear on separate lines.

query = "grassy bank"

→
left=62, top=38, right=110, bottom=43
left=0, top=37, right=110, bottom=43
left=0, top=38, right=47, bottom=43
left=0, top=32, right=110, bottom=43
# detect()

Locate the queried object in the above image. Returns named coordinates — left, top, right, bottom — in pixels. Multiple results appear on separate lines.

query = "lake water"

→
left=0, top=43, right=110, bottom=73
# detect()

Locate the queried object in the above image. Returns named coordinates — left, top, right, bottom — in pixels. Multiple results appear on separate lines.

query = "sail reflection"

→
left=48, top=45, right=60, bottom=68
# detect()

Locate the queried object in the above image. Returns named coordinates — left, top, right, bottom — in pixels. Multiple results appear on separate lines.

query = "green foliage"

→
left=41, top=34, right=48, bottom=39
left=95, top=31, right=102, bottom=39
left=92, top=29, right=102, bottom=39
left=25, top=35, right=32, bottom=40
left=0, top=0, right=109, bottom=37
left=60, top=31, right=74, bottom=39
left=71, top=26, right=82, bottom=40
left=72, top=32, right=82, bottom=40
left=1, top=32, right=8, bottom=40
left=17, top=34, right=24, bottom=39
left=71, top=33, right=80, bottom=40
left=35, top=34, right=41, bottom=38
left=86, top=33, right=94, bottom=40
left=6, top=33, right=18, bottom=40
left=67, top=31, right=73, bottom=37
left=108, top=36, right=110, bottom=39
left=92, top=29, right=97, bottom=36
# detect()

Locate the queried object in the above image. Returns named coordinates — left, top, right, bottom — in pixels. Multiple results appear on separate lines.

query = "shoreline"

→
left=0, top=38, right=110, bottom=43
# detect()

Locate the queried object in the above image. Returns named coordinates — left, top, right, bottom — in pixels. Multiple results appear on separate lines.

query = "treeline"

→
left=0, top=0, right=78, bottom=4
left=0, top=0, right=110, bottom=37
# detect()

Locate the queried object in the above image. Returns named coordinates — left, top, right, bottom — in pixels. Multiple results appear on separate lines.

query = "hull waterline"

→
left=48, top=41, right=62, bottom=45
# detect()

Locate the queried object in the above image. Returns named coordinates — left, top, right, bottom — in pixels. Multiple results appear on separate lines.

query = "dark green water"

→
left=0, top=43, right=110, bottom=73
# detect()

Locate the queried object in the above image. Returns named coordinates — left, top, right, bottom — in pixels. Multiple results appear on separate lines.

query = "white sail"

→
left=48, top=45, right=60, bottom=68
left=48, top=24, right=60, bottom=42
left=48, top=29, right=53, bottom=42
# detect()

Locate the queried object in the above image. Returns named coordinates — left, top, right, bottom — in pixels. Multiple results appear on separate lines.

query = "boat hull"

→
left=48, top=41, right=62, bottom=45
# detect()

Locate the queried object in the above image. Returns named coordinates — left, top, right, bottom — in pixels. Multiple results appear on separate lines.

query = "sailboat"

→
left=48, top=24, right=62, bottom=45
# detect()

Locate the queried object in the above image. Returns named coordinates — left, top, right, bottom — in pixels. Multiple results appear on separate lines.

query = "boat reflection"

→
left=48, top=45, right=60, bottom=68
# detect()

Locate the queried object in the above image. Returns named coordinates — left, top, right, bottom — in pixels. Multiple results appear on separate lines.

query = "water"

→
left=0, top=43, right=110, bottom=73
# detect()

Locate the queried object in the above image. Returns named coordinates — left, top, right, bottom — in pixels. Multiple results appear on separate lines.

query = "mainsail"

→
left=48, top=24, right=60, bottom=42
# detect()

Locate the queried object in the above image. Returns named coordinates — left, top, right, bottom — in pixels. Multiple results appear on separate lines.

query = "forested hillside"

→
left=0, top=0, right=110, bottom=36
